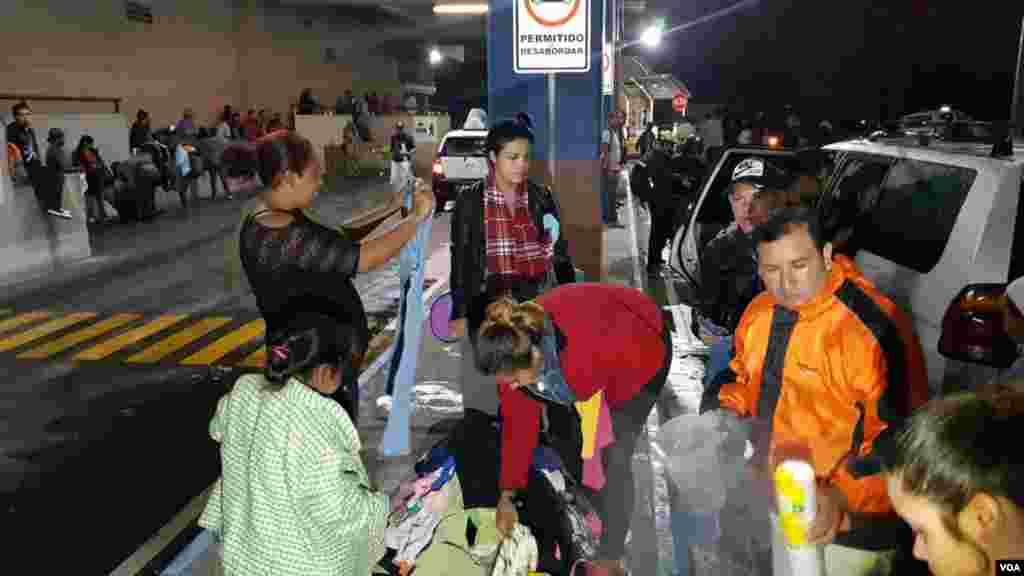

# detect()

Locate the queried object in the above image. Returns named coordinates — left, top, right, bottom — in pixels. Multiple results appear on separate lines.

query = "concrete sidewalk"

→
left=357, top=180, right=691, bottom=576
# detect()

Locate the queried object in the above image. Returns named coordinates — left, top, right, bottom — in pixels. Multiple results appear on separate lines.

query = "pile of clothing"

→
left=377, top=412, right=606, bottom=576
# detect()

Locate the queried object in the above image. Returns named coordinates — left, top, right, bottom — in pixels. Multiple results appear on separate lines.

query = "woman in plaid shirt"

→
left=447, top=115, right=576, bottom=428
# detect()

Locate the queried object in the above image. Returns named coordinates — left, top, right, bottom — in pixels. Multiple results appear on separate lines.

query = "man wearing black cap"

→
left=694, top=157, right=793, bottom=385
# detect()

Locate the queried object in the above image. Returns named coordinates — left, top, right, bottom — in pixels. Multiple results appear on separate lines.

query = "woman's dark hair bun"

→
left=514, top=112, right=534, bottom=130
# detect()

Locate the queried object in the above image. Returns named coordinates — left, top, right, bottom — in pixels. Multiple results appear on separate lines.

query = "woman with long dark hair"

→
left=237, top=132, right=433, bottom=421
left=444, top=114, right=575, bottom=417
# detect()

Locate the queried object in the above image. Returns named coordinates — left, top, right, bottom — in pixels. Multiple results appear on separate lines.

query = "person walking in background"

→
left=601, top=109, right=626, bottom=227
left=6, top=101, right=71, bottom=219
left=389, top=121, right=416, bottom=193
left=74, top=135, right=112, bottom=223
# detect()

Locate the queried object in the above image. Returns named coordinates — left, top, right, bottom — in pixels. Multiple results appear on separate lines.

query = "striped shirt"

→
left=199, top=374, right=388, bottom=576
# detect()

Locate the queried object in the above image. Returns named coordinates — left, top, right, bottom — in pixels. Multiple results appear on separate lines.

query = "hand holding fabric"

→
left=542, top=213, right=560, bottom=244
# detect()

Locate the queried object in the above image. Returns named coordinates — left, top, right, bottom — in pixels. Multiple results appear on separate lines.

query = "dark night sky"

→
left=636, top=0, right=1023, bottom=122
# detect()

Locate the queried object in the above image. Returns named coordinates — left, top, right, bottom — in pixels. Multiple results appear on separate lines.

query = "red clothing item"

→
left=498, top=283, right=667, bottom=490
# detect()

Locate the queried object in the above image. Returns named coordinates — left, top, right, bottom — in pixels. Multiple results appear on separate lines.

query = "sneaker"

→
left=48, top=209, right=72, bottom=220
left=376, top=395, right=393, bottom=419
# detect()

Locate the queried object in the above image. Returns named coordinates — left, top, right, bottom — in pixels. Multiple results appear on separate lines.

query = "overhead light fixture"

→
left=433, top=3, right=489, bottom=14
left=429, top=48, right=443, bottom=65
left=641, top=25, right=663, bottom=48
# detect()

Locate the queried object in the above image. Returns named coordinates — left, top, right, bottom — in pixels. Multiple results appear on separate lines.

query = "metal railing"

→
left=0, top=94, right=122, bottom=113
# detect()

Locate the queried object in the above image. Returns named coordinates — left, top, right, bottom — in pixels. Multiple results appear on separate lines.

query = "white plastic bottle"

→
left=774, top=459, right=826, bottom=576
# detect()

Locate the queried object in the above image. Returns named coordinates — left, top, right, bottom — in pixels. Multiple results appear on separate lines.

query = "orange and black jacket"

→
left=703, top=255, right=930, bottom=550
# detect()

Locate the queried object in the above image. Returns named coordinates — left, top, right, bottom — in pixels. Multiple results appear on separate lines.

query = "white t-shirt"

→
left=602, top=129, right=622, bottom=169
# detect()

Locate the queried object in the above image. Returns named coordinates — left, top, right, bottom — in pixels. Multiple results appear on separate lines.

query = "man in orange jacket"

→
left=702, top=206, right=930, bottom=574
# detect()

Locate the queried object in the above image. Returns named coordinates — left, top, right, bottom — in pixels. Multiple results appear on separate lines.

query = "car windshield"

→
left=442, top=136, right=487, bottom=157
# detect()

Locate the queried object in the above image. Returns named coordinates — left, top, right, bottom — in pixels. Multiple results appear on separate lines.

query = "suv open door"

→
left=667, top=146, right=815, bottom=299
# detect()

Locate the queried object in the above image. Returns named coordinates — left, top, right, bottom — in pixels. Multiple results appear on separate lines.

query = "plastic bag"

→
left=656, top=410, right=751, bottom=515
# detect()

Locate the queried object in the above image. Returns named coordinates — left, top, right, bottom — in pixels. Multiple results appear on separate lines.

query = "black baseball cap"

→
left=730, top=157, right=793, bottom=192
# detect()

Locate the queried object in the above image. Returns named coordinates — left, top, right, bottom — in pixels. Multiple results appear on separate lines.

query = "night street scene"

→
left=1, top=0, right=1023, bottom=575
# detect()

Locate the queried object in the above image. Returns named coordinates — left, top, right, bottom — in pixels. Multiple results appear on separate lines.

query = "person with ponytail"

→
left=199, top=296, right=393, bottom=576
left=447, top=114, right=575, bottom=417
left=474, top=282, right=671, bottom=576
left=235, top=131, right=433, bottom=423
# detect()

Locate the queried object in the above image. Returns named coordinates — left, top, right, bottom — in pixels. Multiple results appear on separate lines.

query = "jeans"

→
left=602, top=173, right=619, bottom=223
left=702, top=335, right=734, bottom=391
left=379, top=181, right=433, bottom=456
left=595, top=327, right=671, bottom=559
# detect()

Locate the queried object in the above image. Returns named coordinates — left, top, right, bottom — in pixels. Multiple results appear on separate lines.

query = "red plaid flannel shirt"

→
left=483, top=182, right=552, bottom=281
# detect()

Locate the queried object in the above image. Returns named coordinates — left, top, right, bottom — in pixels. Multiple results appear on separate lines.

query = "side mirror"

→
left=938, top=283, right=1019, bottom=368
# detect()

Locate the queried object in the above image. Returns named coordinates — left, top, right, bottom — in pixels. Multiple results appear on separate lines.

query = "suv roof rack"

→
left=858, top=122, right=1022, bottom=160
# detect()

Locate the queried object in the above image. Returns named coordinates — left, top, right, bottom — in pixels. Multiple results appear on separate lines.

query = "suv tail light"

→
left=938, top=283, right=1019, bottom=368
left=432, top=160, right=444, bottom=176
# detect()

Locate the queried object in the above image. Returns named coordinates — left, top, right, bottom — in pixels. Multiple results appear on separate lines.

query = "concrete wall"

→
left=1, top=131, right=92, bottom=287
left=295, top=114, right=451, bottom=178
left=0, top=0, right=401, bottom=129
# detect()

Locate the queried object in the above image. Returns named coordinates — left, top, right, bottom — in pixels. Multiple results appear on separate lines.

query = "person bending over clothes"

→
left=236, top=132, right=433, bottom=422
left=199, top=299, right=393, bottom=576
left=473, top=282, right=671, bottom=576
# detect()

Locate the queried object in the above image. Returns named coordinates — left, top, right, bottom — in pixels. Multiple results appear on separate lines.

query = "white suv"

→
left=817, top=135, right=1024, bottom=395
left=431, top=129, right=488, bottom=212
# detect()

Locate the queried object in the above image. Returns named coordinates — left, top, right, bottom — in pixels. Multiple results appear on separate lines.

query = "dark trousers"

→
left=647, top=200, right=676, bottom=271
left=595, top=326, right=671, bottom=558
left=26, top=159, right=62, bottom=213
left=85, top=170, right=109, bottom=219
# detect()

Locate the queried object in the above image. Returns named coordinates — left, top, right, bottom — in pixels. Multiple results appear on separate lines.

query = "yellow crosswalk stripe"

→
left=0, top=312, right=97, bottom=352
left=17, top=314, right=142, bottom=360
left=125, top=317, right=233, bottom=363
left=0, top=311, right=50, bottom=335
left=240, top=348, right=266, bottom=368
left=181, top=319, right=265, bottom=366
left=74, top=315, right=189, bottom=361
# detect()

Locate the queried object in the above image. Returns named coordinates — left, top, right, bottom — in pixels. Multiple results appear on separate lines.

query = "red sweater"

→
left=498, top=283, right=666, bottom=490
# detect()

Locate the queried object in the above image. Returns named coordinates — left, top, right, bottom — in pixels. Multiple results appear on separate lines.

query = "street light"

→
left=433, top=3, right=488, bottom=14
left=428, top=48, right=443, bottom=65
left=640, top=25, right=663, bottom=48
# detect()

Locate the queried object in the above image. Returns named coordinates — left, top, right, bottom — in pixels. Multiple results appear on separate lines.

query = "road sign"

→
left=602, top=42, right=613, bottom=95
left=515, top=0, right=591, bottom=74
left=673, top=94, right=687, bottom=113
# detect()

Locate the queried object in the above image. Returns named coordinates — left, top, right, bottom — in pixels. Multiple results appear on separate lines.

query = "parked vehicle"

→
left=431, top=128, right=488, bottom=211
left=667, top=145, right=821, bottom=289
left=817, top=133, right=1023, bottom=394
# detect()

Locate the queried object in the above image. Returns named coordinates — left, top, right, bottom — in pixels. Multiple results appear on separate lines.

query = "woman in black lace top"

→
left=239, top=132, right=433, bottom=417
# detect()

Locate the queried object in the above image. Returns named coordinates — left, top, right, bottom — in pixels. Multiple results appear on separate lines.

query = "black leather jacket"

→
left=449, top=179, right=575, bottom=329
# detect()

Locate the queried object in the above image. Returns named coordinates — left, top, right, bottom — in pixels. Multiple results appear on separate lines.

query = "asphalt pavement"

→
left=0, top=177, right=454, bottom=575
